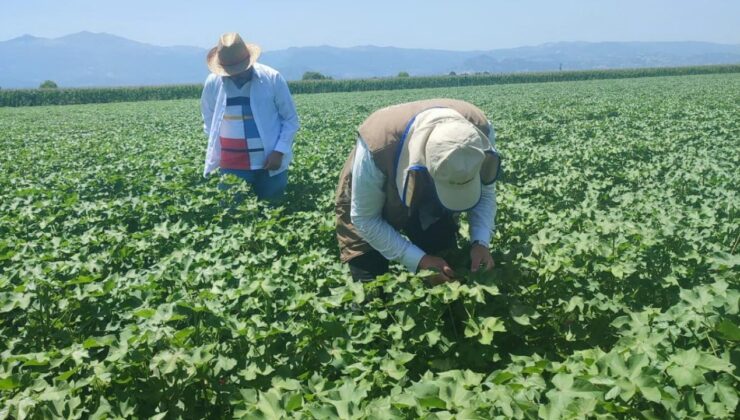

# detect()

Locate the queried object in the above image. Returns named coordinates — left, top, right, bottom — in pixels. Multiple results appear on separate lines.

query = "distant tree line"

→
left=40, top=80, right=58, bottom=89
left=302, top=71, right=332, bottom=81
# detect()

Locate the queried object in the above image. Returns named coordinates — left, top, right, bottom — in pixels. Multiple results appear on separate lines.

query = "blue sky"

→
left=1, top=0, right=739, bottom=50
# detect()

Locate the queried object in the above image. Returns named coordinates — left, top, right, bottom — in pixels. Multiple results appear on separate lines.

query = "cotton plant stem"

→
left=731, top=233, right=740, bottom=254
left=448, top=304, right=460, bottom=340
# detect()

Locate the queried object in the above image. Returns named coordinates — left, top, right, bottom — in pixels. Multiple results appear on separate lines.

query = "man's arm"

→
left=272, top=73, right=300, bottom=155
left=468, top=185, right=496, bottom=247
left=468, top=121, right=499, bottom=246
left=351, top=139, right=426, bottom=273
left=200, top=75, right=217, bottom=136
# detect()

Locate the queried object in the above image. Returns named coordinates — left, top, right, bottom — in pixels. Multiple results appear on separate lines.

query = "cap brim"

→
left=207, top=44, right=261, bottom=76
left=435, top=178, right=481, bottom=212
left=395, top=108, right=465, bottom=207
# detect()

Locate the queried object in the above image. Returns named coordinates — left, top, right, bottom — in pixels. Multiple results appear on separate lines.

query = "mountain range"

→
left=1, top=32, right=739, bottom=88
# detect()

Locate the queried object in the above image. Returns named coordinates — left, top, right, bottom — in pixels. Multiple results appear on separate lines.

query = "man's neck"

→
left=230, top=68, right=254, bottom=89
left=232, top=77, right=250, bottom=89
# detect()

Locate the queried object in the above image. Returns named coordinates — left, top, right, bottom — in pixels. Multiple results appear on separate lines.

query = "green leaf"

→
left=552, top=373, right=574, bottom=390
left=565, top=296, right=584, bottom=313
left=425, top=329, right=441, bottom=345
left=715, top=319, right=740, bottom=341
left=697, top=354, right=733, bottom=373
left=418, top=396, right=446, bottom=409
left=667, top=366, right=704, bottom=387
left=380, top=359, right=407, bottom=380
left=133, top=308, right=156, bottom=319
left=510, top=304, right=536, bottom=326
left=257, top=389, right=285, bottom=418
left=492, top=371, right=515, bottom=384
left=172, top=327, right=195, bottom=345
left=0, top=376, right=20, bottom=391
left=83, top=335, right=114, bottom=349
left=285, top=393, right=303, bottom=412
left=605, top=386, right=620, bottom=400
left=640, top=386, right=661, bottom=403
left=67, top=275, right=97, bottom=286
left=715, top=376, right=739, bottom=412
left=214, top=355, right=237, bottom=375
left=478, top=317, right=506, bottom=345
left=55, top=368, right=78, bottom=382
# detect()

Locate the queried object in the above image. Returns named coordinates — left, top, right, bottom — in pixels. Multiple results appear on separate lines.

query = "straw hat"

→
left=396, top=108, right=501, bottom=212
left=207, top=32, right=261, bottom=76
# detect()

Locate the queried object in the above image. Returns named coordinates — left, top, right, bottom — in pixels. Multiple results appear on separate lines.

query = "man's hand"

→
left=470, top=243, right=495, bottom=272
left=418, top=255, right=456, bottom=286
left=263, top=151, right=284, bottom=171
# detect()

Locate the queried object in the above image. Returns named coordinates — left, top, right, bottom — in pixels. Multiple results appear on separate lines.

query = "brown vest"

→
left=335, top=99, right=489, bottom=262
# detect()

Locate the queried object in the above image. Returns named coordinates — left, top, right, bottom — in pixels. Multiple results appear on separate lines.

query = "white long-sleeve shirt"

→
left=350, top=135, right=497, bottom=273
left=201, top=62, right=300, bottom=177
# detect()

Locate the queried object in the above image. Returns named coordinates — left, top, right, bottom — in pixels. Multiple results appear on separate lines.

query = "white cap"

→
left=396, top=108, right=500, bottom=211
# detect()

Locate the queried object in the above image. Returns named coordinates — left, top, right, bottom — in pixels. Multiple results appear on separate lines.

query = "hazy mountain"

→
left=1, top=32, right=739, bottom=88
left=0, top=32, right=206, bottom=88
left=458, top=41, right=740, bottom=72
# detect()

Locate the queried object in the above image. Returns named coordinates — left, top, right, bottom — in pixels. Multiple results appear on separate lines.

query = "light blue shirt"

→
left=201, top=62, right=300, bottom=177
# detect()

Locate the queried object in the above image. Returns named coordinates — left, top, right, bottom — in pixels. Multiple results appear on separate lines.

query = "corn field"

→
left=1, top=64, right=738, bottom=107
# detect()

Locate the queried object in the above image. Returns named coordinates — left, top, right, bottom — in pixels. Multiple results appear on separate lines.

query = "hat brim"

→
left=207, top=43, right=261, bottom=76
left=434, top=178, right=482, bottom=212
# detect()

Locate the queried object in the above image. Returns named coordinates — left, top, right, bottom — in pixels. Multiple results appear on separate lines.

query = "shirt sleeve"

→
left=200, top=75, right=216, bottom=136
left=272, top=73, right=300, bottom=155
left=350, top=139, right=426, bottom=272
left=468, top=185, right=496, bottom=247
left=468, top=121, right=498, bottom=247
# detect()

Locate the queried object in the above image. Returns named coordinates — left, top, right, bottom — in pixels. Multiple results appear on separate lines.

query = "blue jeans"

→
left=219, top=169, right=288, bottom=201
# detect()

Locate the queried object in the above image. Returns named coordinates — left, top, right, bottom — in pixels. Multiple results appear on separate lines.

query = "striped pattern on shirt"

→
left=219, top=96, right=265, bottom=170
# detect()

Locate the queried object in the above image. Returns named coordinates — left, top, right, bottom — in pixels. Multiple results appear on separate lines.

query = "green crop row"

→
left=1, top=64, right=739, bottom=107
left=0, top=73, right=738, bottom=418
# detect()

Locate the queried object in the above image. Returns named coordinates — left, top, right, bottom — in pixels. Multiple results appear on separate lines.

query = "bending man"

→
left=336, top=99, right=500, bottom=285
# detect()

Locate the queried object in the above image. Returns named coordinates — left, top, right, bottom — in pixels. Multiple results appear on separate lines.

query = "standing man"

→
left=336, top=99, right=501, bottom=285
left=201, top=33, right=299, bottom=200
